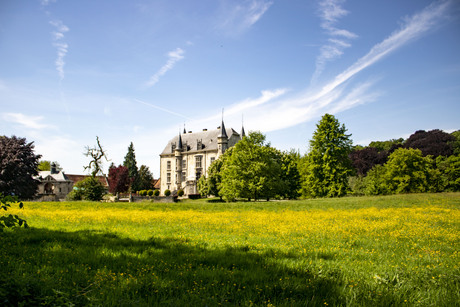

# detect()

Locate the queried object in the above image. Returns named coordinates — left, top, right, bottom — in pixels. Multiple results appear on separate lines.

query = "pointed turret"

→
left=218, top=120, right=228, bottom=138
left=241, top=114, right=246, bottom=139
left=177, top=132, right=183, bottom=150
left=217, top=120, right=228, bottom=155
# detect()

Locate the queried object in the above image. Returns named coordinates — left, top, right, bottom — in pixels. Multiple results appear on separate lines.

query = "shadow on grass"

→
left=1, top=227, right=344, bottom=306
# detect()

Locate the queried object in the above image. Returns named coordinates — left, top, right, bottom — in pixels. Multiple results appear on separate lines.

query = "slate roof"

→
left=161, top=127, right=240, bottom=156
left=66, top=174, right=110, bottom=188
left=36, top=171, right=71, bottom=182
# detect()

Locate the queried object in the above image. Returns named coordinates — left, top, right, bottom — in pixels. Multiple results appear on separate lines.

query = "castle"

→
left=159, top=120, right=245, bottom=196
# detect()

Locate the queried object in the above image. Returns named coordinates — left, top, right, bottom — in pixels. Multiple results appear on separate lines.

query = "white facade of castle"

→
left=159, top=121, right=244, bottom=196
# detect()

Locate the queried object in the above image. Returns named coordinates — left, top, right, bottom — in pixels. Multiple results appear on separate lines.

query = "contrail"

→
left=134, top=99, right=193, bottom=120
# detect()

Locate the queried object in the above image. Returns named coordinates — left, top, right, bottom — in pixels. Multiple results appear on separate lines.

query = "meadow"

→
left=1, top=193, right=459, bottom=306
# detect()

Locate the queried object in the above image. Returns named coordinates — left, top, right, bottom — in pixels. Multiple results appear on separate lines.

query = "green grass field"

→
left=1, top=193, right=459, bottom=306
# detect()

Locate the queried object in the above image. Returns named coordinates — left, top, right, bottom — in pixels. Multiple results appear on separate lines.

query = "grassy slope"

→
left=1, top=193, right=459, bottom=306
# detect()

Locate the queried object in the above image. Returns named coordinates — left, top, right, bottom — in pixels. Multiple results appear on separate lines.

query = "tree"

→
left=0, top=193, right=28, bottom=230
left=436, top=154, right=460, bottom=191
left=349, top=147, right=387, bottom=176
left=0, top=135, right=41, bottom=199
left=71, top=177, right=105, bottom=201
left=108, top=165, right=131, bottom=194
left=198, top=149, right=232, bottom=199
left=302, top=114, right=353, bottom=198
left=84, top=136, right=109, bottom=177
left=219, top=131, right=282, bottom=201
left=138, top=165, right=154, bottom=191
left=362, top=165, right=390, bottom=196
left=450, top=130, right=460, bottom=155
left=382, top=148, right=435, bottom=194
left=123, top=142, right=140, bottom=192
left=280, top=150, right=301, bottom=199
left=404, top=129, right=455, bottom=157
left=368, top=138, right=404, bottom=152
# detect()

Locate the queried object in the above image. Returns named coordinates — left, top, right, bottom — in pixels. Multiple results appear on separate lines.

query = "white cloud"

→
left=2, top=113, right=56, bottom=130
left=49, top=20, right=69, bottom=80
left=314, top=0, right=357, bottom=80
left=218, top=0, right=273, bottom=35
left=145, top=48, right=185, bottom=87
left=197, top=0, right=452, bottom=134
left=41, top=0, right=56, bottom=6
left=135, top=98, right=193, bottom=120
left=321, top=0, right=451, bottom=96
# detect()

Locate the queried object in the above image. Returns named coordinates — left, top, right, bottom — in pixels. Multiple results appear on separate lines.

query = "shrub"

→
left=73, top=177, right=105, bottom=201
left=177, top=189, right=184, bottom=197
left=66, top=190, right=82, bottom=201
left=147, top=190, right=154, bottom=196
left=164, top=189, right=171, bottom=197
left=154, top=190, right=160, bottom=196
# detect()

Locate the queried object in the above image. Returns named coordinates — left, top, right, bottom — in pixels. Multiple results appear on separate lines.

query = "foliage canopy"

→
left=302, top=114, right=353, bottom=198
left=0, top=135, right=41, bottom=199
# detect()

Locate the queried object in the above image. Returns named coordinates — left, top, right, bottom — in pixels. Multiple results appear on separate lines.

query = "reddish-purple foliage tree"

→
left=108, top=165, right=131, bottom=194
left=404, top=129, right=455, bottom=157
left=0, top=135, right=41, bottom=199
left=349, top=147, right=388, bottom=176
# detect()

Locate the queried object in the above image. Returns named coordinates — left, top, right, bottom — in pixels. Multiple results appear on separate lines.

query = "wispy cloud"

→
left=145, top=48, right=185, bottom=88
left=320, top=0, right=452, bottom=96
left=200, top=0, right=452, bottom=133
left=190, top=88, right=287, bottom=128
left=218, top=0, right=273, bottom=35
left=41, top=0, right=56, bottom=6
left=134, top=99, right=193, bottom=120
left=313, top=0, right=357, bottom=81
left=2, top=113, right=56, bottom=130
left=49, top=20, right=69, bottom=80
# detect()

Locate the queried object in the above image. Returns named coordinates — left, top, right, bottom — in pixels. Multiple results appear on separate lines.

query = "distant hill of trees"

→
left=348, top=129, right=460, bottom=195
left=198, top=116, right=459, bottom=200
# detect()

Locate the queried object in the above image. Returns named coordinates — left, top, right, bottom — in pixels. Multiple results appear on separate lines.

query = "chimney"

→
left=203, top=128, right=207, bottom=131
left=51, top=163, right=57, bottom=174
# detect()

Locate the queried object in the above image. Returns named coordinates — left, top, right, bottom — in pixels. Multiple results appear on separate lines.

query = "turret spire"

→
left=218, top=108, right=228, bottom=138
left=177, top=131, right=183, bottom=150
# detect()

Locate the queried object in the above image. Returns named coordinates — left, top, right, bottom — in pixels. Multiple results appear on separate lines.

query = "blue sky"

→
left=1, top=0, right=459, bottom=177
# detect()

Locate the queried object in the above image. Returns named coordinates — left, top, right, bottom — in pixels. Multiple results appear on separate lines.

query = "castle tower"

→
left=217, top=119, right=228, bottom=155
left=174, top=132, right=183, bottom=190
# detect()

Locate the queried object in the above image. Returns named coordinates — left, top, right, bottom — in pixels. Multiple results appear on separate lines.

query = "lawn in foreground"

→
left=1, top=193, right=459, bottom=306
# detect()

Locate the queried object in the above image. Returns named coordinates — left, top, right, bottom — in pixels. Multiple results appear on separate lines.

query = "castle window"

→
left=167, top=172, right=171, bottom=183
left=176, top=158, right=181, bottom=170
left=167, top=161, right=171, bottom=170
left=195, top=156, right=202, bottom=169
left=181, top=172, right=186, bottom=182
left=210, top=157, right=215, bottom=164
left=182, top=159, right=186, bottom=169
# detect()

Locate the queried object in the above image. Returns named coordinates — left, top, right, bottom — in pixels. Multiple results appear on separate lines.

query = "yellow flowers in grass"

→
left=3, top=193, right=459, bottom=306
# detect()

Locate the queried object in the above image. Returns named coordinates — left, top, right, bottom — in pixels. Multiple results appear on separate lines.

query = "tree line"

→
left=67, top=140, right=156, bottom=201
left=198, top=114, right=460, bottom=201
left=1, top=114, right=459, bottom=205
